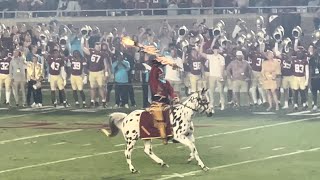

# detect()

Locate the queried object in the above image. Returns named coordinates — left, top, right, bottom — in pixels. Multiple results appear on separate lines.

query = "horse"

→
left=107, top=89, right=211, bottom=173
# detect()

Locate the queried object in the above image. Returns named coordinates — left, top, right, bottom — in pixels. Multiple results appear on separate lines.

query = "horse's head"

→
left=183, top=88, right=210, bottom=114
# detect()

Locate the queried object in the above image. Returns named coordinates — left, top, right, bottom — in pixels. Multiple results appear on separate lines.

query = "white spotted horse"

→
left=108, top=89, right=211, bottom=173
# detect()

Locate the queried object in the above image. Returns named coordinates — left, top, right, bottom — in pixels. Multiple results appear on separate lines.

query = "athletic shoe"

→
left=312, top=105, right=318, bottom=111
left=75, top=103, right=80, bottom=108
left=124, top=104, right=129, bottom=109
left=90, top=102, right=94, bottom=108
left=220, top=105, right=225, bottom=111
left=83, top=103, right=87, bottom=108
left=31, top=103, right=37, bottom=108
left=114, top=104, right=119, bottom=109
left=294, top=104, right=298, bottom=111
left=38, top=103, right=43, bottom=108
left=282, top=105, right=289, bottom=109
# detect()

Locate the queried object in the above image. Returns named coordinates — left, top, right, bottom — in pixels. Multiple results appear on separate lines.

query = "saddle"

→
left=139, top=102, right=173, bottom=144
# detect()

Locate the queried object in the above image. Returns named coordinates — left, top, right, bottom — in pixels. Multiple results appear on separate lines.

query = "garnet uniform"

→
left=281, top=55, right=293, bottom=89
left=47, top=55, right=65, bottom=91
left=0, top=57, right=12, bottom=102
left=188, top=56, right=204, bottom=93
left=291, top=57, right=308, bottom=90
left=87, top=49, right=107, bottom=88
left=68, top=56, right=87, bottom=91
left=248, top=52, right=263, bottom=86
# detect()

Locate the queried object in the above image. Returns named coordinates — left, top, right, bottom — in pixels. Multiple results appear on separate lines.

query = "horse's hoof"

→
left=160, top=163, right=169, bottom=168
left=202, top=166, right=210, bottom=172
left=131, top=169, right=139, bottom=174
left=187, top=156, right=194, bottom=163
left=206, top=112, right=213, bottom=117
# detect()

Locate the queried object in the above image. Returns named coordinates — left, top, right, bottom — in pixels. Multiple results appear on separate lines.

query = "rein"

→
left=173, top=96, right=209, bottom=114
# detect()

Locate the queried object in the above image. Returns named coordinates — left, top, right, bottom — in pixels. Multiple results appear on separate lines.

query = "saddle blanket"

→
left=139, top=109, right=173, bottom=139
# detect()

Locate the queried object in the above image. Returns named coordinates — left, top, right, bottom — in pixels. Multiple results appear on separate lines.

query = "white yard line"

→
left=0, top=129, right=82, bottom=144
left=159, top=147, right=320, bottom=180
left=196, top=116, right=320, bottom=140
left=81, top=144, right=91, bottom=146
left=210, top=146, right=222, bottom=149
left=51, top=142, right=67, bottom=146
left=0, top=150, right=125, bottom=174
left=272, top=147, right=285, bottom=151
left=240, top=147, right=252, bottom=150
left=0, top=110, right=56, bottom=120
left=114, top=144, right=125, bottom=147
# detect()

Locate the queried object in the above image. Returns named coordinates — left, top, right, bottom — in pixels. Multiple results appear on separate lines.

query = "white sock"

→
left=284, top=101, right=288, bottom=107
left=5, top=91, right=10, bottom=103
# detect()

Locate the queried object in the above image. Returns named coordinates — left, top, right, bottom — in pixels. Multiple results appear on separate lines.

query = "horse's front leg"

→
left=125, top=139, right=138, bottom=173
left=174, top=135, right=209, bottom=171
left=186, top=133, right=195, bottom=163
left=143, top=140, right=169, bottom=167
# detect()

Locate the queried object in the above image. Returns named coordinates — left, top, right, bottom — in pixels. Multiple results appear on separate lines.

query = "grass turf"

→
left=0, top=90, right=319, bottom=180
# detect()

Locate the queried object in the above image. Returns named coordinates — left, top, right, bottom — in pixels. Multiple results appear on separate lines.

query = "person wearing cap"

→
left=112, top=51, right=130, bottom=108
left=149, top=55, right=177, bottom=144
left=261, top=51, right=281, bottom=111
left=226, top=50, right=252, bottom=108
left=198, top=45, right=225, bottom=113
left=9, top=49, right=27, bottom=107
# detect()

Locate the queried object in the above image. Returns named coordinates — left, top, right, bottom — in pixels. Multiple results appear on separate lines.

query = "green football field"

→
left=0, top=91, right=319, bottom=180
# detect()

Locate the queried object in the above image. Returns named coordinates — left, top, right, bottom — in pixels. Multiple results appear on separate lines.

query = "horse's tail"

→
left=108, top=112, right=127, bottom=137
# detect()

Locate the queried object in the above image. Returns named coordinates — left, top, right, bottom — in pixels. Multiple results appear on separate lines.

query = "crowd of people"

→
left=1, top=15, right=320, bottom=113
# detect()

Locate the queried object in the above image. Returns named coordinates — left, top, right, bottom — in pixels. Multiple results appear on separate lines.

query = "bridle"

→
left=175, top=92, right=209, bottom=113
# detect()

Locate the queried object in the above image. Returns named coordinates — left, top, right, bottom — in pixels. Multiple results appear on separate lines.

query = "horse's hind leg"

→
left=174, top=135, right=209, bottom=171
left=143, top=140, right=169, bottom=167
left=125, top=139, right=138, bottom=173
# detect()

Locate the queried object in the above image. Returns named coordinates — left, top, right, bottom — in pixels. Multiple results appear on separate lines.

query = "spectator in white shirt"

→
left=198, top=46, right=225, bottom=113
left=165, top=48, right=184, bottom=98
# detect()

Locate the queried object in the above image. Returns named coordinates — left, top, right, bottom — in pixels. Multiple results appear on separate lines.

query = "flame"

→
left=120, top=36, right=178, bottom=68
left=121, top=36, right=135, bottom=46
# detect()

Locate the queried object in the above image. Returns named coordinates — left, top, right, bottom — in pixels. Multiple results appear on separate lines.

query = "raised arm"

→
left=82, top=38, right=90, bottom=55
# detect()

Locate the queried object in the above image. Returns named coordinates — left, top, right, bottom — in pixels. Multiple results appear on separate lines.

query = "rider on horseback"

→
left=149, top=56, right=178, bottom=144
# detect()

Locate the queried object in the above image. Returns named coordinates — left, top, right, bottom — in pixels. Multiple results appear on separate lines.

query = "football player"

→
left=280, top=50, right=294, bottom=109
left=248, top=46, right=266, bottom=106
left=187, top=48, right=204, bottom=93
left=291, top=47, right=309, bottom=110
left=0, top=49, right=12, bottom=105
left=83, top=41, right=109, bottom=108
left=46, top=49, right=67, bottom=107
left=67, top=50, right=87, bottom=108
